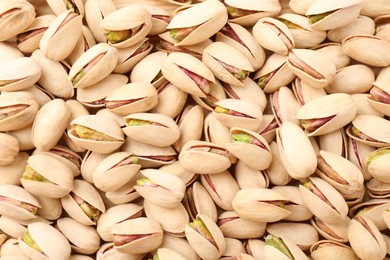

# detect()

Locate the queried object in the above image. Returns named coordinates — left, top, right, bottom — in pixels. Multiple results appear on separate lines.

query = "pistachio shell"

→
left=144, top=6, right=170, bottom=35
left=130, top=51, right=167, bottom=86
left=105, top=177, right=141, bottom=205
left=367, top=179, right=390, bottom=198
left=160, top=161, right=197, bottom=187
left=348, top=137, right=375, bottom=180
left=263, top=234, right=308, bottom=260
left=318, top=129, right=348, bottom=158
left=0, top=152, right=28, bottom=186
left=257, top=115, right=278, bottom=144
left=314, top=43, right=350, bottom=70
left=327, top=15, right=375, bottom=43
left=67, top=25, right=97, bottom=66
left=204, top=113, right=231, bottom=148
left=218, top=211, right=266, bottom=239
left=0, top=42, right=24, bottom=65
left=367, top=81, right=390, bottom=117
left=265, top=142, right=292, bottom=186
left=0, top=58, right=41, bottom=92
left=35, top=196, right=62, bottom=221
left=271, top=86, right=301, bottom=126
left=81, top=151, right=109, bottom=184
left=192, top=80, right=226, bottom=112
left=234, top=160, right=269, bottom=189
left=160, top=234, right=199, bottom=260
left=0, top=133, right=19, bottom=166
left=46, top=0, right=85, bottom=16
left=155, top=248, right=187, bottom=260
left=310, top=240, right=358, bottom=260
left=350, top=199, right=390, bottom=231
left=96, top=242, right=143, bottom=260
left=366, top=147, right=390, bottom=183
left=353, top=93, right=385, bottom=117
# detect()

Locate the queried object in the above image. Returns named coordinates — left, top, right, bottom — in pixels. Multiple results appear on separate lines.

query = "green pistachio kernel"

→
left=153, top=254, right=159, bottom=260
left=367, top=149, right=390, bottom=166
left=23, top=165, right=52, bottom=183
left=233, top=70, right=249, bottom=80
left=136, top=178, right=156, bottom=187
left=22, top=231, right=42, bottom=253
left=232, top=133, right=251, bottom=143
left=73, top=125, right=118, bottom=141
left=214, top=106, right=229, bottom=114
left=72, top=70, right=84, bottom=85
left=189, top=217, right=214, bottom=242
left=265, top=235, right=294, bottom=259
left=104, top=30, right=131, bottom=44
left=80, top=202, right=100, bottom=222
left=126, top=119, right=152, bottom=127
left=309, top=11, right=333, bottom=24
left=0, top=80, right=17, bottom=87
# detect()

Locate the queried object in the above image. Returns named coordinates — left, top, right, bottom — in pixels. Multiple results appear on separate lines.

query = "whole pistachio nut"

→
left=174, top=105, right=204, bottom=151
left=192, top=80, right=227, bottom=112
left=153, top=248, right=187, bottom=260
left=318, top=129, right=348, bottom=158
left=0, top=152, right=28, bottom=186
left=92, top=151, right=141, bottom=192
left=328, top=15, right=375, bottom=43
left=112, top=217, right=163, bottom=254
left=375, top=14, right=390, bottom=42
left=184, top=181, right=218, bottom=222
left=105, top=82, right=158, bottom=116
left=0, top=0, right=35, bottom=42
left=354, top=93, right=387, bottom=117
left=100, top=6, right=152, bottom=48
left=123, top=112, right=180, bottom=147
left=253, top=53, right=296, bottom=94
left=348, top=137, right=375, bottom=180
left=159, top=160, right=197, bottom=187
left=270, top=86, right=301, bottom=126
left=166, top=0, right=227, bottom=46
left=202, top=42, right=254, bottom=87
left=367, top=81, right=390, bottom=116
left=203, top=113, right=231, bottom=148
left=68, top=43, right=118, bottom=89
left=310, top=240, right=358, bottom=260
left=135, top=169, right=185, bottom=208
left=67, top=25, right=97, bottom=66
left=350, top=199, right=390, bottom=231
left=310, top=216, right=350, bottom=243
left=46, top=0, right=84, bottom=16
left=245, top=239, right=265, bottom=260
left=80, top=150, right=109, bottom=184
left=348, top=215, right=387, bottom=260
left=313, top=42, right=351, bottom=70
left=185, top=214, right=226, bottom=260
left=305, top=0, right=361, bottom=30
left=105, top=176, right=141, bottom=205
left=61, top=179, right=105, bottom=225
left=216, top=22, right=266, bottom=70
left=130, top=51, right=167, bottom=87
left=22, top=85, right=54, bottom=108
left=225, top=0, right=281, bottom=26
left=35, top=195, right=62, bottom=221
left=179, top=140, right=232, bottom=174
left=21, top=153, right=73, bottom=199
left=0, top=133, right=19, bottom=166
left=19, top=222, right=71, bottom=260
left=276, top=122, right=317, bottom=179
left=287, top=48, right=336, bottom=89
left=221, top=237, right=246, bottom=258
left=346, top=114, right=390, bottom=148
left=299, top=177, right=348, bottom=224
left=342, top=34, right=390, bottom=67
left=367, top=179, right=390, bottom=198
left=145, top=6, right=171, bottom=35
left=0, top=215, right=25, bottom=239
left=160, top=234, right=199, bottom=260
left=39, top=9, right=82, bottom=61
left=0, top=185, right=40, bottom=221
left=253, top=17, right=295, bottom=55
left=366, top=147, right=390, bottom=183
left=162, top=52, right=215, bottom=98
left=96, top=242, right=144, bottom=260
left=232, top=188, right=291, bottom=222
left=234, top=159, right=269, bottom=189
left=0, top=91, right=39, bottom=132
left=84, top=0, right=116, bottom=43
left=265, top=142, right=292, bottom=186
left=56, top=217, right=100, bottom=254
left=68, top=115, right=125, bottom=154
left=114, top=39, right=152, bottom=73
left=257, top=114, right=278, bottom=144
left=263, top=234, right=308, bottom=260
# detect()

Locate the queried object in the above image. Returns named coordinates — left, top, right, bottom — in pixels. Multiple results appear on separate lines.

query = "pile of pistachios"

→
left=1, top=0, right=390, bottom=259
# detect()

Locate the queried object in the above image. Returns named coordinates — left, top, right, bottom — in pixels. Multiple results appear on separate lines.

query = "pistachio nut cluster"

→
left=1, top=0, right=390, bottom=259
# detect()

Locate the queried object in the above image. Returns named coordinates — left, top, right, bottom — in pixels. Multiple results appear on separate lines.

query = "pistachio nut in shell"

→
left=21, top=153, right=74, bottom=199
left=67, top=25, right=97, bottom=66
left=135, top=169, right=185, bottom=208
left=350, top=199, right=390, bottom=231
left=160, top=234, right=199, bottom=260
left=19, top=222, right=71, bottom=260
left=111, top=217, right=163, bottom=254
left=367, top=179, right=390, bottom=198
left=270, top=86, right=301, bottom=126
left=105, top=177, right=141, bottom=205
left=0, top=152, right=28, bottom=186
left=100, top=6, right=152, bottom=48
left=202, top=42, right=253, bottom=87
left=123, top=112, right=180, bottom=147
left=276, top=122, right=317, bottom=179
left=80, top=150, right=109, bottom=184
left=327, top=15, right=375, bottom=43
left=263, top=234, right=308, bottom=260
left=366, top=147, right=390, bottom=183
left=153, top=248, right=187, bottom=260
left=84, top=0, right=116, bottom=43
left=310, top=216, right=350, bottom=243
left=159, top=160, right=197, bottom=187
left=354, top=93, right=384, bottom=116
left=265, top=142, right=292, bottom=186
left=234, top=159, right=269, bottom=189
left=92, top=151, right=141, bottom=192
left=35, top=195, right=62, bottom=221
left=318, top=129, right=348, bottom=158
left=145, top=6, right=171, bottom=36
left=0, top=0, right=35, bottom=42
left=192, top=79, right=226, bottom=112
left=310, top=240, right=358, bottom=260
left=96, top=242, right=143, bottom=260
left=287, top=48, right=336, bottom=89
left=0, top=133, right=19, bottom=166
left=0, top=42, right=24, bottom=65
left=257, top=114, right=278, bottom=144
left=68, top=115, right=124, bottom=154
left=232, top=188, right=291, bottom=223
left=179, top=140, right=231, bottom=174
left=203, top=113, right=231, bottom=148
left=68, top=43, right=118, bottom=89
left=166, top=0, right=227, bottom=46
left=314, top=43, right=350, bottom=70
left=46, top=0, right=84, bottom=16
left=367, top=81, right=390, bottom=117
left=348, top=215, right=387, bottom=260
left=130, top=51, right=167, bottom=87
left=184, top=181, right=218, bottom=222
left=185, top=214, right=226, bottom=260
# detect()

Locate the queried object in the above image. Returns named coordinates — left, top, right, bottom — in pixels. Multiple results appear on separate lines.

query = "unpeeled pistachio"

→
left=84, top=0, right=116, bottom=43
left=310, top=240, right=358, bottom=260
left=46, top=0, right=85, bottom=16
left=184, top=181, right=217, bottom=222
left=234, top=160, right=269, bottom=189
left=130, top=51, right=167, bottom=87
left=104, top=173, right=141, bottom=205
left=318, top=129, right=348, bottom=158
left=0, top=133, right=19, bottom=166
left=0, top=42, right=24, bottom=65
left=96, top=242, right=143, bottom=260
left=191, top=79, right=227, bottom=112
left=35, top=195, right=62, bottom=221
left=366, top=147, right=390, bottom=183
left=217, top=211, right=266, bottom=239
left=367, top=81, right=390, bottom=116
left=257, top=115, right=278, bottom=144
left=0, top=152, right=28, bottom=186
left=351, top=199, right=390, bottom=231
left=263, top=234, right=308, bottom=260
left=314, top=43, right=351, bottom=70
left=204, top=113, right=231, bottom=148
left=270, top=86, right=301, bottom=126
left=327, top=15, right=375, bottom=43
left=222, top=238, right=246, bottom=258
left=160, top=161, right=197, bottom=187
left=67, top=25, right=97, bottom=66
left=310, top=216, right=349, bottom=243
left=81, top=151, right=109, bottom=184
left=367, top=179, right=390, bottom=198
left=245, top=239, right=265, bottom=260
left=144, top=6, right=170, bottom=35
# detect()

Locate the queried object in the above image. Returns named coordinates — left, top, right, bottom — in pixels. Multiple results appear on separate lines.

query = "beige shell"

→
left=35, top=195, right=62, bottom=221
left=271, top=86, right=301, bottom=126
left=67, top=25, right=97, bottom=66
left=352, top=93, right=384, bottom=117
left=192, top=80, right=226, bottom=112
left=0, top=152, right=28, bottom=186
left=160, top=234, right=199, bottom=260
left=21, top=85, right=53, bottom=108
left=313, top=43, right=350, bottom=70
left=159, top=161, right=197, bottom=187
left=327, top=15, right=375, bottom=43
left=96, top=108, right=126, bottom=127
left=257, top=115, right=278, bottom=143
left=350, top=199, right=390, bottom=231
left=292, top=78, right=327, bottom=106
left=46, top=0, right=85, bottom=16
left=367, top=179, right=390, bottom=198
left=348, top=137, right=375, bottom=180
left=264, top=142, right=292, bottom=186
left=203, top=113, right=231, bottom=148
left=155, top=248, right=187, bottom=260
left=141, top=5, right=170, bottom=35
left=96, top=242, right=143, bottom=260
left=0, top=133, right=19, bottom=166
left=318, top=129, right=348, bottom=158
left=130, top=51, right=167, bottom=86
left=80, top=151, right=109, bottom=184
left=0, top=58, right=41, bottom=92
left=367, top=81, right=390, bottom=116
left=235, top=160, right=269, bottom=189
left=310, top=240, right=358, bottom=260
left=311, top=215, right=349, bottom=242
left=218, top=211, right=266, bottom=239
left=105, top=177, right=141, bottom=205
left=0, top=42, right=24, bottom=65
left=366, top=147, right=390, bottom=183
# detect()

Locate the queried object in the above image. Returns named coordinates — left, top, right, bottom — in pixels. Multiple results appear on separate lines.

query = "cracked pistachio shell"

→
left=21, top=154, right=73, bottom=199
left=160, top=161, right=197, bottom=187
left=0, top=0, right=35, bottom=42
left=253, top=17, right=295, bottom=55
left=57, top=217, right=100, bottom=255
left=346, top=114, right=390, bottom=147
left=0, top=152, right=28, bottom=185
left=81, top=151, right=109, bottom=184
left=218, top=211, right=266, bottom=239
left=35, top=195, right=62, bottom=220
left=204, top=113, right=231, bottom=148
left=0, top=133, right=19, bottom=166
left=160, top=234, right=199, bottom=260
left=299, top=177, right=348, bottom=224
left=225, top=0, right=281, bottom=26
left=232, top=188, right=291, bottom=222
left=97, top=203, right=143, bottom=242
left=174, top=105, right=204, bottom=152
left=96, top=242, right=143, bottom=260
left=68, top=43, right=118, bottom=89
left=0, top=58, right=41, bottom=92
left=367, top=81, right=390, bottom=116
left=314, top=43, right=350, bottom=70
left=216, top=22, right=265, bottom=70
left=257, top=114, right=277, bottom=144
left=306, top=0, right=361, bottom=30
left=253, top=53, right=295, bottom=94
left=105, top=176, right=141, bottom=205
left=271, top=86, right=301, bottom=126
left=310, top=216, right=350, bottom=243
left=154, top=248, right=187, bottom=260
left=227, top=127, right=272, bottom=170
left=31, top=99, right=71, bottom=151
left=112, top=217, right=163, bottom=254
left=151, top=81, right=188, bottom=118
left=39, top=10, right=82, bottom=61
left=166, top=0, right=227, bottom=46
left=348, top=134, right=375, bottom=181
left=276, top=122, right=317, bottom=179
left=201, top=171, right=240, bottom=211
left=318, top=129, right=348, bottom=158
left=46, top=0, right=84, bottom=16
left=61, top=179, right=105, bottom=225
left=185, top=214, right=226, bottom=260
left=202, top=42, right=253, bottom=87
left=130, top=51, right=167, bottom=87
left=184, top=181, right=218, bottom=222
left=67, top=25, right=97, bottom=66
left=263, top=235, right=308, bottom=260
left=179, top=140, right=231, bottom=174
left=287, top=48, right=336, bottom=89
left=143, top=6, right=170, bottom=35
left=278, top=13, right=326, bottom=48
left=100, top=6, right=152, bottom=48
left=92, top=152, right=141, bottom=192
left=162, top=52, right=215, bottom=98
left=292, top=78, right=327, bottom=106
left=84, top=0, right=116, bottom=43
left=245, top=239, right=265, bottom=260
left=310, top=240, right=358, bottom=260
left=354, top=93, right=388, bottom=117
left=366, top=147, right=390, bottom=183
left=135, top=169, right=185, bottom=208
left=19, top=222, right=71, bottom=260
left=272, top=186, right=313, bottom=222
left=31, top=49, right=74, bottom=98
left=0, top=91, right=39, bottom=132
left=0, top=185, right=40, bottom=221
left=192, top=80, right=226, bottom=112
left=367, top=179, right=390, bottom=198
left=144, top=199, right=189, bottom=236
left=296, top=93, right=357, bottom=136
left=348, top=215, right=387, bottom=260
left=342, top=34, right=390, bottom=67
left=264, top=142, right=292, bottom=187
left=212, top=99, right=263, bottom=131
left=235, top=160, right=269, bottom=189
left=105, top=82, right=158, bottom=116
left=68, top=115, right=124, bottom=154
left=350, top=200, right=390, bottom=231
left=327, top=15, right=375, bottom=43
left=123, top=112, right=180, bottom=147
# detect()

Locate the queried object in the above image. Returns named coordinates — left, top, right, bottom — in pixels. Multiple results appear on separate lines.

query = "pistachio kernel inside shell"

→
left=214, top=106, right=253, bottom=118
left=178, top=65, right=211, bottom=94
left=279, top=19, right=303, bottom=30
left=354, top=215, right=377, bottom=240
left=213, top=57, right=250, bottom=80
left=303, top=181, right=338, bottom=212
left=72, top=52, right=105, bottom=85
left=351, top=126, right=380, bottom=143
left=110, top=155, right=139, bottom=169
left=0, top=195, right=38, bottom=214
left=104, top=24, right=144, bottom=44
left=317, top=155, right=348, bottom=185
left=158, top=40, right=201, bottom=57
left=301, top=115, right=336, bottom=133
left=191, top=145, right=229, bottom=157
left=308, top=11, right=334, bottom=24
left=16, top=27, right=47, bottom=44
left=22, top=230, right=42, bottom=253
left=226, top=6, right=258, bottom=19
left=366, top=149, right=390, bottom=166
left=263, top=21, right=293, bottom=50
left=257, top=67, right=281, bottom=89
left=169, top=25, right=198, bottom=42
left=49, top=148, right=81, bottom=168
left=73, top=124, right=119, bottom=142
left=136, top=178, right=159, bottom=188
left=65, top=0, right=80, bottom=14
left=232, top=131, right=269, bottom=151
left=369, top=86, right=390, bottom=104
left=0, top=79, right=19, bottom=87
left=0, top=104, right=29, bottom=120
left=259, top=119, right=278, bottom=135
left=153, top=254, right=159, bottom=260
left=189, top=217, right=217, bottom=248
left=0, top=8, right=21, bottom=20
left=71, top=192, right=101, bottom=223
left=23, top=165, right=53, bottom=184
left=288, top=52, right=324, bottom=80
left=126, top=119, right=165, bottom=128
left=313, top=217, right=343, bottom=240
left=220, top=24, right=248, bottom=49
left=265, top=234, right=294, bottom=260
left=113, top=233, right=153, bottom=247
